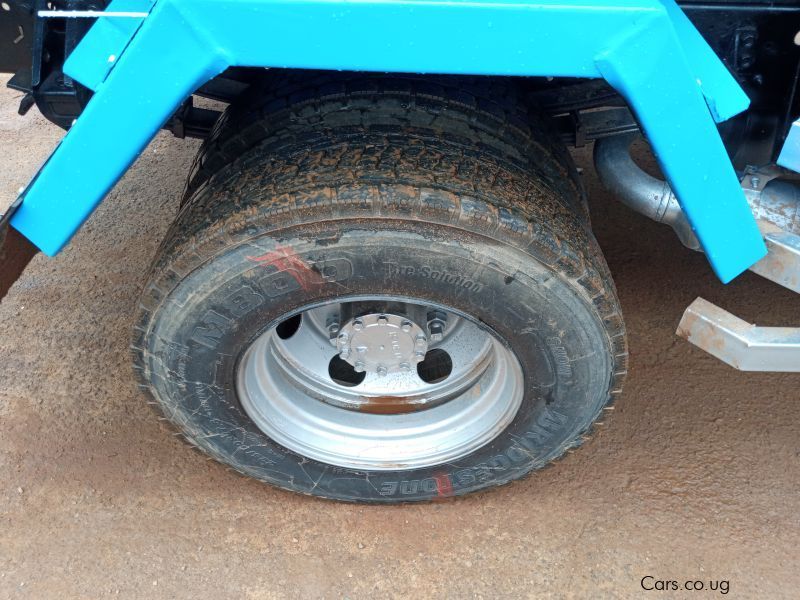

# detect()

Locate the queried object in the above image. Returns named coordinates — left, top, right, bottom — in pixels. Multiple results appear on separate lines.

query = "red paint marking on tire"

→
left=434, top=472, right=454, bottom=498
left=246, top=244, right=322, bottom=291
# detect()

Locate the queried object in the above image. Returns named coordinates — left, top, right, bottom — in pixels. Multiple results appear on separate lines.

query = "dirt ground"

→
left=1, top=79, right=799, bottom=599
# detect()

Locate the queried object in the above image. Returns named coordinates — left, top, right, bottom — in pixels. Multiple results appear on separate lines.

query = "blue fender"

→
left=9, top=0, right=766, bottom=283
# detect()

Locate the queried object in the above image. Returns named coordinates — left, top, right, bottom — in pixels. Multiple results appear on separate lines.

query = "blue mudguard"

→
left=9, top=0, right=766, bottom=283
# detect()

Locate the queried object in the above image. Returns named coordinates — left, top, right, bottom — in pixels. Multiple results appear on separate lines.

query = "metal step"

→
left=677, top=298, right=800, bottom=372
left=676, top=217, right=800, bottom=372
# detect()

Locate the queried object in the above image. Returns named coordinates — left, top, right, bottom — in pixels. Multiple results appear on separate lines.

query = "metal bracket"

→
left=750, top=221, right=800, bottom=294
left=677, top=298, right=800, bottom=372
left=7, top=0, right=766, bottom=282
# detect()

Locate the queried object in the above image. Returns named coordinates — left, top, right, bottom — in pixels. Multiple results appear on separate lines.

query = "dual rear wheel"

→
left=133, top=74, right=627, bottom=502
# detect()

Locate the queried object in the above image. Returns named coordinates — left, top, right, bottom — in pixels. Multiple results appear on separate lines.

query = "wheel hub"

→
left=236, top=297, right=524, bottom=470
left=336, top=313, right=427, bottom=375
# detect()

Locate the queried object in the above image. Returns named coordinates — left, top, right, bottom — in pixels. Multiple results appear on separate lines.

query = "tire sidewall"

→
left=142, top=222, right=612, bottom=501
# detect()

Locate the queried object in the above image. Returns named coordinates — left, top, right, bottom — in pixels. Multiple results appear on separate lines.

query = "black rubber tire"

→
left=184, top=70, right=587, bottom=218
left=133, top=74, right=627, bottom=502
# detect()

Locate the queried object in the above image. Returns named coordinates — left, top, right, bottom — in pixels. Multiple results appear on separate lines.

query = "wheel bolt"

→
left=353, top=319, right=364, bottom=331
left=400, top=362, right=411, bottom=372
left=415, top=334, right=427, bottom=346
left=328, top=322, right=341, bottom=346
left=376, top=365, right=388, bottom=377
left=377, top=315, right=388, bottom=326
left=401, top=321, right=412, bottom=332
left=354, top=361, right=366, bottom=373
left=415, top=350, right=426, bottom=360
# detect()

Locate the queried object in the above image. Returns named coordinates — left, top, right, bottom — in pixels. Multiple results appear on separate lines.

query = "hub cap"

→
left=336, top=313, right=427, bottom=375
left=236, top=298, right=524, bottom=470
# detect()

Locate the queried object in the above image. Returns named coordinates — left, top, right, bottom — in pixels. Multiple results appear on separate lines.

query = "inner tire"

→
left=133, top=74, right=627, bottom=502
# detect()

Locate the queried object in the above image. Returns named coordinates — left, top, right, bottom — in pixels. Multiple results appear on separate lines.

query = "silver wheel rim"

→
left=236, top=298, right=524, bottom=471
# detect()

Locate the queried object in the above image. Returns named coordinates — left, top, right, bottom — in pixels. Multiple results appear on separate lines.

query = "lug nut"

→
left=426, top=310, right=447, bottom=342
left=377, top=315, right=388, bottom=326
left=415, top=350, right=426, bottom=361
left=428, top=320, right=445, bottom=341
left=401, top=321, right=412, bottom=332
left=354, top=361, right=366, bottom=373
left=415, top=334, right=427, bottom=346
left=353, top=319, right=364, bottom=331
left=400, top=362, right=411, bottom=372
left=376, top=365, right=388, bottom=377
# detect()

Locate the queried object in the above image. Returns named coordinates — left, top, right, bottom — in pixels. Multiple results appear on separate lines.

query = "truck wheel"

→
left=132, top=75, right=627, bottom=502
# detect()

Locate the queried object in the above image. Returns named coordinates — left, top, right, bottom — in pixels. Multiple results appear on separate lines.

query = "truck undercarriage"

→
left=1, top=0, right=798, bottom=501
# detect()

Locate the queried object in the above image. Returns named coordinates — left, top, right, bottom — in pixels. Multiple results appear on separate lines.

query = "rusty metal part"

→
left=0, top=224, right=38, bottom=303
left=595, top=134, right=800, bottom=294
left=677, top=298, right=800, bottom=372
left=750, top=220, right=800, bottom=294
left=744, top=174, right=800, bottom=235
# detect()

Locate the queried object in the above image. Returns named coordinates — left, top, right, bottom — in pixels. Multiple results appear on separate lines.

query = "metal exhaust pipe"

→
left=593, top=133, right=700, bottom=250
